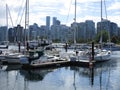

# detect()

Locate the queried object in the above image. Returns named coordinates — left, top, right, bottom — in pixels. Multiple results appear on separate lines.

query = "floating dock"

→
left=22, top=60, right=95, bottom=69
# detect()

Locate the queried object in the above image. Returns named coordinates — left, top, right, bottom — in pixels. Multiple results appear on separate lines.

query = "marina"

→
left=0, top=41, right=120, bottom=90
left=0, top=50, right=120, bottom=90
left=0, top=0, right=120, bottom=89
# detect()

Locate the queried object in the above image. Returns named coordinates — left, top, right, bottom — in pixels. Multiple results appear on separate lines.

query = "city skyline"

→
left=0, top=0, right=120, bottom=27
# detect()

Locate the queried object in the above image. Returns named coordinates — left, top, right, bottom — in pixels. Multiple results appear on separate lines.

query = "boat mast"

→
left=104, top=0, right=111, bottom=50
left=74, top=0, right=76, bottom=22
left=6, top=4, right=8, bottom=41
left=101, top=0, right=103, bottom=22
left=100, top=0, right=103, bottom=49
left=73, top=0, right=77, bottom=44
left=25, top=0, right=29, bottom=44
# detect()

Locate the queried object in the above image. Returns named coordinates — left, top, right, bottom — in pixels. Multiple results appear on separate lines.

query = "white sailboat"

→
left=67, top=0, right=111, bottom=62
left=5, top=52, right=26, bottom=64
left=95, top=0, right=111, bottom=62
left=0, top=4, right=9, bottom=49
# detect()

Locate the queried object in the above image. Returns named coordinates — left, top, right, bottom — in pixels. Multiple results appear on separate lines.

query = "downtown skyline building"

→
left=71, top=20, right=95, bottom=43
left=0, top=16, right=120, bottom=43
left=97, top=19, right=119, bottom=39
left=0, top=26, right=7, bottom=42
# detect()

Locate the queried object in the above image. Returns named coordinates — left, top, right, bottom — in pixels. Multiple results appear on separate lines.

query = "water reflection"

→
left=0, top=51, right=120, bottom=90
left=20, top=69, right=55, bottom=81
left=17, top=59, right=117, bottom=90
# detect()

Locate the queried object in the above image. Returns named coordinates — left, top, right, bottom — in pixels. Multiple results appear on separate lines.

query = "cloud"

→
left=0, top=0, right=120, bottom=27
left=77, top=0, right=101, bottom=3
left=108, top=2, right=120, bottom=10
left=108, top=15, right=120, bottom=26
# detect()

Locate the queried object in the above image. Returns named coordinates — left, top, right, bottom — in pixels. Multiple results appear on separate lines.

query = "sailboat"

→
left=20, top=0, right=45, bottom=65
left=94, top=0, right=111, bottom=62
left=0, top=4, right=9, bottom=49
left=67, top=0, right=111, bottom=62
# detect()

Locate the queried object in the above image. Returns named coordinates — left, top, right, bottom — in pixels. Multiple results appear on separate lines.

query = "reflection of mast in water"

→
left=99, top=65, right=102, bottom=90
left=89, top=66, right=94, bottom=86
left=73, top=70, right=76, bottom=90
left=12, top=71, right=19, bottom=90
left=24, top=77, right=29, bottom=90
left=106, top=65, right=111, bottom=90
left=6, top=71, right=9, bottom=90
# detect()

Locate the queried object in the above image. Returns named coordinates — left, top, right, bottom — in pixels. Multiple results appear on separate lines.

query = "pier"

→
left=22, top=60, right=95, bottom=69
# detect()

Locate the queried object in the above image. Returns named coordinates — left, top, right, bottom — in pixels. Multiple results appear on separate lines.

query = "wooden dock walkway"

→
left=22, top=60, right=95, bottom=69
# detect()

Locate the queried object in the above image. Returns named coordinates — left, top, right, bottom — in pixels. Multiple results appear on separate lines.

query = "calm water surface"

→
left=0, top=51, right=120, bottom=90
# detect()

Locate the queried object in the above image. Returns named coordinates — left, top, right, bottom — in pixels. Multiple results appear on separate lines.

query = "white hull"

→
left=6, top=56, right=20, bottom=63
left=31, top=54, right=60, bottom=64
left=66, top=49, right=111, bottom=62
left=6, top=53, right=26, bottom=64
left=94, top=52, right=111, bottom=62
left=6, top=58, right=20, bottom=63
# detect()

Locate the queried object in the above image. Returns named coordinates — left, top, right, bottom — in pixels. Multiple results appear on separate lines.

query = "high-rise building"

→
left=13, top=25, right=24, bottom=42
left=77, top=22, right=86, bottom=42
left=97, top=19, right=111, bottom=34
left=59, top=25, right=69, bottom=42
left=8, top=28, right=14, bottom=42
left=0, top=26, right=7, bottom=42
left=71, top=20, right=95, bottom=42
left=110, top=22, right=118, bottom=37
left=29, top=23, right=39, bottom=40
left=52, top=17, right=61, bottom=26
left=118, top=27, right=120, bottom=38
left=46, top=16, right=50, bottom=39
left=56, top=20, right=60, bottom=25
left=85, top=20, right=95, bottom=41
left=53, top=17, right=57, bottom=25
left=39, top=25, right=47, bottom=39
left=46, top=16, right=50, bottom=30
left=97, top=19, right=118, bottom=38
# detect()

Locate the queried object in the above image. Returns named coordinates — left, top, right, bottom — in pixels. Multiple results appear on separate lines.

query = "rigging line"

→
left=66, top=0, right=72, bottom=25
left=19, top=4, right=25, bottom=25
left=7, top=5, right=14, bottom=27
left=104, top=0, right=108, bottom=19
left=104, top=0, right=111, bottom=49
left=15, top=0, right=25, bottom=25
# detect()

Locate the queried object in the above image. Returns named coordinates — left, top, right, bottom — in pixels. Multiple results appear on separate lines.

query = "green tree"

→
left=95, top=30, right=109, bottom=43
left=111, top=35, right=118, bottom=43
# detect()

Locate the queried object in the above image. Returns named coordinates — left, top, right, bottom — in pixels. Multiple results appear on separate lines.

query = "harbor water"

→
left=0, top=51, right=120, bottom=90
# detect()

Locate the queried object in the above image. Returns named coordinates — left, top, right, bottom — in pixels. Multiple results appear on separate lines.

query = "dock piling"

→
left=89, top=42, right=94, bottom=67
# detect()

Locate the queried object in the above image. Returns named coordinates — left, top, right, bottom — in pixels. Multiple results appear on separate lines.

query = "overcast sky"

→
left=0, top=0, right=120, bottom=27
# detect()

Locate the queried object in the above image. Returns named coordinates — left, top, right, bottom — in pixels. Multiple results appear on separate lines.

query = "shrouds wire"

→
left=104, top=0, right=108, bottom=19
left=15, top=0, right=25, bottom=25
left=6, top=4, right=14, bottom=27
left=66, top=0, right=72, bottom=25
left=19, top=4, right=25, bottom=25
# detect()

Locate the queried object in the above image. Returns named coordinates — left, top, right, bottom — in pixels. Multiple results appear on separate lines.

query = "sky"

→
left=0, top=0, right=120, bottom=28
